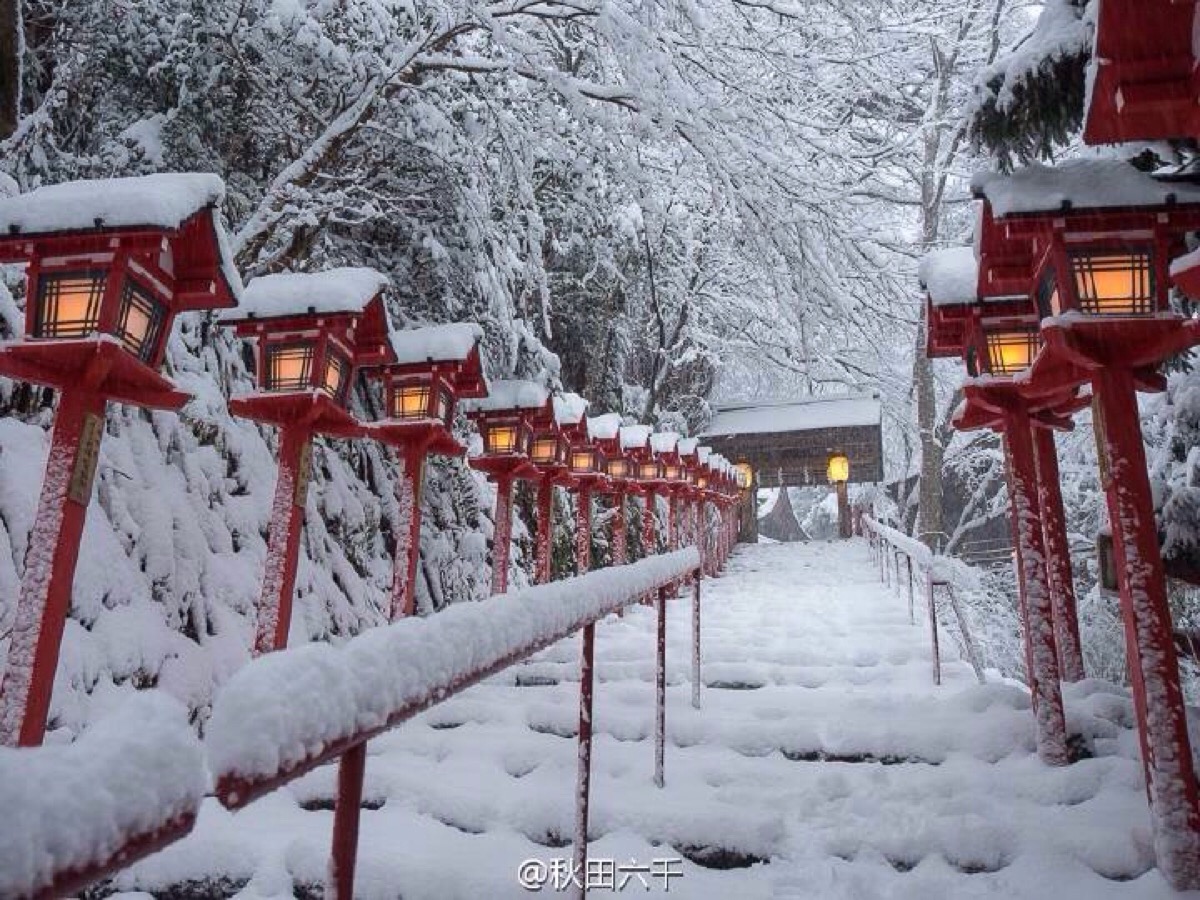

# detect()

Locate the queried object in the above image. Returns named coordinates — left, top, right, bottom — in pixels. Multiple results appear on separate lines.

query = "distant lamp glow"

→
left=33, top=271, right=106, bottom=340
left=696, top=475, right=709, bottom=490
left=734, top=463, right=752, bottom=490
left=607, top=457, right=628, bottom=479
left=1070, top=250, right=1154, bottom=315
left=664, top=464, right=681, bottom=481
left=639, top=461, right=662, bottom=481
left=827, top=454, right=850, bottom=484
left=266, top=343, right=314, bottom=392
left=984, top=327, right=1040, bottom=375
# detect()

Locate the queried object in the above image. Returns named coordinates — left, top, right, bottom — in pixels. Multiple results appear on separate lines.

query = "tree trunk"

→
left=0, top=0, right=20, bottom=139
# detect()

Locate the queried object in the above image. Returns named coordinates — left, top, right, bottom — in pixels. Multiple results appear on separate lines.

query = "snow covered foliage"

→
left=968, top=0, right=1092, bottom=168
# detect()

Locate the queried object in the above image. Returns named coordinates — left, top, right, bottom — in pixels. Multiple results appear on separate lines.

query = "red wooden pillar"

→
left=1032, top=427, right=1086, bottom=683
left=691, top=573, right=702, bottom=710
left=1003, top=412, right=1070, bottom=766
left=1097, top=367, right=1200, bottom=884
left=667, top=492, right=679, bottom=551
left=575, top=485, right=592, bottom=574
left=254, top=427, right=314, bottom=654
left=642, top=490, right=657, bottom=559
left=328, top=740, right=367, bottom=900
left=0, top=388, right=105, bottom=747
left=389, top=451, right=426, bottom=620
left=535, top=479, right=555, bottom=584
left=611, top=490, right=628, bottom=566
left=491, top=475, right=515, bottom=595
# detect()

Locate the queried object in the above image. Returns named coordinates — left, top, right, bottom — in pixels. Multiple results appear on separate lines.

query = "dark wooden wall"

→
left=705, top=423, right=884, bottom=486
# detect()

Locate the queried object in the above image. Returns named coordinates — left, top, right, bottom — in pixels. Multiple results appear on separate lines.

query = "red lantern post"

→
left=588, top=413, right=632, bottom=565
left=0, top=173, right=240, bottom=746
left=924, top=243, right=1089, bottom=684
left=566, top=420, right=611, bottom=575
left=466, top=381, right=544, bottom=595
left=363, top=323, right=487, bottom=618
left=524, top=393, right=583, bottom=584
left=651, top=432, right=684, bottom=550
left=971, top=161, right=1200, bottom=885
left=219, top=269, right=393, bottom=653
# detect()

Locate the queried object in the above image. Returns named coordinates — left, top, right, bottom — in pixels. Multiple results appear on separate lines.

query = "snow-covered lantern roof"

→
left=219, top=268, right=391, bottom=430
left=361, top=322, right=487, bottom=457
left=0, top=173, right=242, bottom=407
left=919, top=247, right=978, bottom=361
left=1084, top=1, right=1199, bottom=146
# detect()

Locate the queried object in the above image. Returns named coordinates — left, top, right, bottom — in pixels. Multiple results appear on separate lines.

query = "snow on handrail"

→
left=208, top=548, right=701, bottom=809
left=864, top=516, right=933, bottom=566
left=0, top=693, right=206, bottom=900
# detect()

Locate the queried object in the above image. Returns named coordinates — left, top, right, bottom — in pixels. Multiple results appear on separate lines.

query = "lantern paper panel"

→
left=266, top=343, right=315, bottom=392
left=827, top=454, right=850, bottom=483
left=984, top=327, right=1040, bottom=375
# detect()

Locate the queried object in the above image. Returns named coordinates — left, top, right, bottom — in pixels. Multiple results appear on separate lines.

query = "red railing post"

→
left=328, top=740, right=366, bottom=900
left=906, top=555, right=915, bottom=624
left=573, top=621, right=596, bottom=899
left=655, top=585, right=667, bottom=788
left=926, top=572, right=941, bottom=687
left=490, top=474, right=515, bottom=595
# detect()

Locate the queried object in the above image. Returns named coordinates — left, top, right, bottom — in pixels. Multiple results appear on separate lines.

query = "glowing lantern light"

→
left=827, top=453, right=849, bottom=484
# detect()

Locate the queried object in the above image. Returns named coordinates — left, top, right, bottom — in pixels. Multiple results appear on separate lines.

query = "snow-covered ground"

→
left=110, top=541, right=1191, bottom=898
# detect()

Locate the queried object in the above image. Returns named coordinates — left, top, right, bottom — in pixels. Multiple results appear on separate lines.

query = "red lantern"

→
left=218, top=268, right=393, bottom=655
left=363, top=323, right=487, bottom=619
left=0, top=173, right=240, bottom=747
left=466, top=380, right=549, bottom=594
